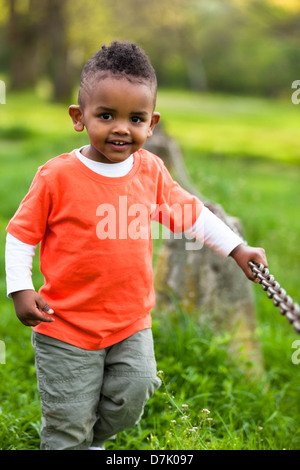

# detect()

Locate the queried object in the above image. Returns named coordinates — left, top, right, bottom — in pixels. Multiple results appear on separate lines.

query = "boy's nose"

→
left=112, top=121, right=130, bottom=135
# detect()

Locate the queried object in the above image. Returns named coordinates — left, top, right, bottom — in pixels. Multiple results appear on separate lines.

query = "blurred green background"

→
left=1, top=0, right=300, bottom=101
left=0, top=0, right=300, bottom=450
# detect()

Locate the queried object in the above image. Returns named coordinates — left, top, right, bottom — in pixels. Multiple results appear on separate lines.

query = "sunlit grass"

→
left=157, top=89, right=300, bottom=163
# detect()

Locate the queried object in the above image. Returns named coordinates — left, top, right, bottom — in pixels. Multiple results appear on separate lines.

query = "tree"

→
left=7, top=0, right=44, bottom=89
left=6, top=0, right=73, bottom=101
left=42, top=0, right=72, bottom=102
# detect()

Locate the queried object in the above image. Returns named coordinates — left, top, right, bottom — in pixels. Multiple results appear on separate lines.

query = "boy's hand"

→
left=229, top=243, right=268, bottom=282
left=11, top=289, right=55, bottom=327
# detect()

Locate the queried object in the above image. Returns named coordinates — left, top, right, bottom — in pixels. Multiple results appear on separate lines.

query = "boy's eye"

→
left=100, top=113, right=113, bottom=120
left=131, top=116, right=142, bottom=123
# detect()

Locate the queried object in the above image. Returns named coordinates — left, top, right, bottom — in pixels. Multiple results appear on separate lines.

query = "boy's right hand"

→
left=11, top=289, right=55, bottom=327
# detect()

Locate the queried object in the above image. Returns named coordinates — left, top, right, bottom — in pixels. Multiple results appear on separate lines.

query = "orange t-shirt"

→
left=7, top=149, right=203, bottom=350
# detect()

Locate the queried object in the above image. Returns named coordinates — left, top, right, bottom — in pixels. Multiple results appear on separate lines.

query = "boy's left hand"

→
left=229, top=243, right=268, bottom=282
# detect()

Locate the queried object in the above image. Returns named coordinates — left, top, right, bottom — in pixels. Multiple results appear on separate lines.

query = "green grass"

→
left=0, top=90, right=300, bottom=450
left=156, top=89, right=300, bottom=164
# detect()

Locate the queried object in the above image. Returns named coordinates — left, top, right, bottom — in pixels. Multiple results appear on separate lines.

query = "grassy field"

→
left=0, top=89, right=299, bottom=450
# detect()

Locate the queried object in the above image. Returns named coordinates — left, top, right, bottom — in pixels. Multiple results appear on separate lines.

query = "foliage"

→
left=1, top=0, right=300, bottom=99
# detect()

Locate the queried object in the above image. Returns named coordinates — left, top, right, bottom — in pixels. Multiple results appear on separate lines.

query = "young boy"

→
left=5, top=40, right=267, bottom=450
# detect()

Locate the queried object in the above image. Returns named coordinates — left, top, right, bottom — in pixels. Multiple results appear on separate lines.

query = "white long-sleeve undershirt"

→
left=5, top=148, right=243, bottom=297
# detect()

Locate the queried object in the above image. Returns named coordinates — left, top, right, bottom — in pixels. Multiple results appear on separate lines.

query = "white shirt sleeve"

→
left=5, top=232, right=37, bottom=297
left=185, top=206, right=244, bottom=257
left=5, top=207, right=244, bottom=298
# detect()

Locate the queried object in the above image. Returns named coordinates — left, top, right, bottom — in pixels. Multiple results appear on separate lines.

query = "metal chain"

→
left=248, top=261, right=300, bottom=334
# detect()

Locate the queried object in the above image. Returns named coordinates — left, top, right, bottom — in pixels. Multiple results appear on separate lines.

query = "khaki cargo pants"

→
left=32, top=329, right=161, bottom=450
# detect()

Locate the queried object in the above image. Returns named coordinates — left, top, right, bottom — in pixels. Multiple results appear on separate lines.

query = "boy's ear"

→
left=147, top=112, right=160, bottom=138
left=69, top=105, right=85, bottom=132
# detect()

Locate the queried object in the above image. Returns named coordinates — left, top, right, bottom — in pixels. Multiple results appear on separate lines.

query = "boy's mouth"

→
left=108, top=140, right=132, bottom=146
left=107, top=140, right=132, bottom=151
left=111, top=141, right=129, bottom=146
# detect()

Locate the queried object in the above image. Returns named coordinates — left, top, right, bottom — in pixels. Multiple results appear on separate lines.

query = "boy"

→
left=5, top=41, right=267, bottom=450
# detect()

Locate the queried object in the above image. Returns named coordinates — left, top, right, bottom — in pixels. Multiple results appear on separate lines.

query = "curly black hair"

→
left=78, top=40, right=157, bottom=107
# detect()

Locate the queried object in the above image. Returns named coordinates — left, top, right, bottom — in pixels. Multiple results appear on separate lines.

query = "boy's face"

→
left=69, top=74, right=160, bottom=164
